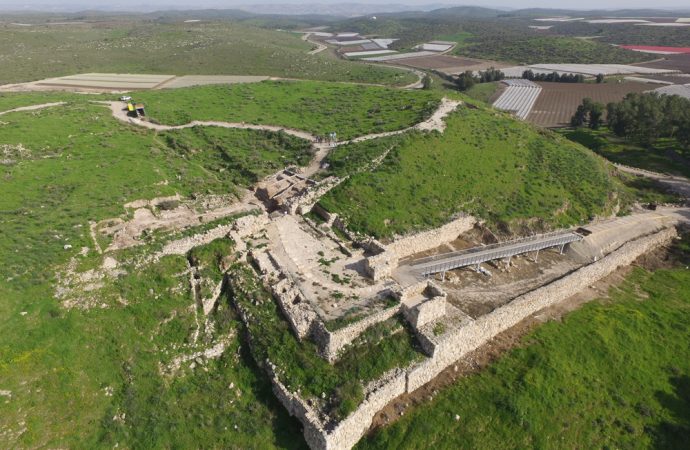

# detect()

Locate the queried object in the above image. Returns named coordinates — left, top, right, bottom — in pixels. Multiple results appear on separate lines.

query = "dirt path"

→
left=103, top=101, right=316, bottom=141
left=0, top=102, right=65, bottom=116
left=103, top=98, right=460, bottom=148
left=615, top=163, right=690, bottom=198
left=343, top=98, right=462, bottom=145
left=302, top=32, right=328, bottom=55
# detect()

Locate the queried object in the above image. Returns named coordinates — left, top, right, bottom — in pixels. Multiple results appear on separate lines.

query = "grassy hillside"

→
left=359, top=238, right=690, bottom=449
left=334, top=16, right=649, bottom=64
left=319, top=105, right=625, bottom=239
left=0, top=102, right=316, bottom=447
left=0, top=21, right=415, bottom=86
left=134, top=81, right=441, bottom=139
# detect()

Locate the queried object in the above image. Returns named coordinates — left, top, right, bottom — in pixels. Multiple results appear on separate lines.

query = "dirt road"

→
left=302, top=32, right=328, bottom=55
left=615, top=163, right=690, bottom=198
left=0, top=102, right=65, bottom=116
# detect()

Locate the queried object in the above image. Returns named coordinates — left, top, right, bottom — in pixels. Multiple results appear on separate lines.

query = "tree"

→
left=676, top=114, right=690, bottom=153
left=455, top=71, right=477, bottom=91
left=479, top=67, right=505, bottom=82
left=522, top=69, right=535, bottom=80
left=571, top=104, right=587, bottom=127
left=570, top=97, right=604, bottom=129
left=589, top=102, right=604, bottom=129
left=596, top=73, right=605, bottom=83
left=422, top=74, right=432, bottom=90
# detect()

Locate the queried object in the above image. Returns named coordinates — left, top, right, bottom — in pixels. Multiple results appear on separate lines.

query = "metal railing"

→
left=410, top=231, right=583, bottom=276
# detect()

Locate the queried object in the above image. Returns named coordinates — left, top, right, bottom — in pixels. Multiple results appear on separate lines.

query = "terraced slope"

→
left=319, top=105, right=626, bottom=239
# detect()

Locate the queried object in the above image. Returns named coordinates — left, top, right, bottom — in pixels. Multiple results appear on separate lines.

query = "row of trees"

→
left=571, top=92, right=690, bottom=151
left=607, top=92, right=690, bottom=148
left=454, top=67, right=505, bottom=91
left=522, top=69, right=587, bottom=83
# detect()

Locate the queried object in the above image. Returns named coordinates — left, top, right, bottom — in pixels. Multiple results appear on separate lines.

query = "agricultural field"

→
left=526, top=81, right=651, bottom=128
left=561, top=127, right=690, bottom=178
left=395, top=55, right=507, bottom=75
left=334, top=15, right=654, bottom=65
left=359, top=244, right=690, bottom=449
left=319, top=105, right=626, bottom=239
left=134, top=81, right=441, bottom=139
left=554, top=20, right=690, bottom=48
left=638, top=54, right=690, bottom=72
left=0, top=21, right=416, bottom=87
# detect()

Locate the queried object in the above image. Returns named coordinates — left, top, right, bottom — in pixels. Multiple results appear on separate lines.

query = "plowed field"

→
left=527, top=81, right=651, bottom=128
left=396, top=55, right=507, bottom=74
left=636, top=54, right=690, bottom=72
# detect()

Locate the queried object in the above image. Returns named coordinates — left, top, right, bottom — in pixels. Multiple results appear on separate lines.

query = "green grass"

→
left=227, top=265, right=424, bottom=420
left=325, top=134, right=405, bottom=177
left=319, top=105, right=624, bottom=239
left=359, top=238, right=690, bottom=449
left=560, top=127, right=690, bottom=179
left=0, top=102, right=320, bottom=447
left=0, top=21, right=415, bottom=86
left=134, top=81, right=441, bottom=140
left=0, top=91, right=92, bottom=111
left=456, top=35, right=648, bottom=65
left=462, top=81, right=502, bottom=104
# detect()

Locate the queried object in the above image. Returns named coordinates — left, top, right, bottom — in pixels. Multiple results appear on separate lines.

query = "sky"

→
left=0, top=0, right=688, bottom=12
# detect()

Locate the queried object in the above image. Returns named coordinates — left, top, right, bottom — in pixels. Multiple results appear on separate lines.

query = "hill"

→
left=134, top=80, right=440, bottom=140
left=319, top=104, right=632, bottom=239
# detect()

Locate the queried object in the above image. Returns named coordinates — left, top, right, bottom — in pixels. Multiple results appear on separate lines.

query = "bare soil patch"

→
left=395, top=55, right=507, bottom=74
left=636, top=53, right=690, bottom=72
left=527, top=81, right=650, bottom=128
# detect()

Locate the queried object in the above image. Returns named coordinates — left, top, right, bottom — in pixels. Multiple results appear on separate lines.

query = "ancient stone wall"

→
left=232, top=213, right=270, bottom=238
left=267, top=365, right=329, bottom=450
left=311, top=304, right=400, bottom=362
left=403, top=295, right=447, bottom=329
left=324, top=369, right=407, bottom=450
left=284, top=176, right=344, bottom=215
left=387, top=215, right=477, bottom=259
left=253, top=224, right=679, bottom=450
left=272, top=277, right=318, bottom=339
left=364, top=216, right=476, bottom=281
left=363, top=252, right=397, bottom=281
left=311, top=204, right=337, bottom=226
left=406, top=226, right=678, bottom=392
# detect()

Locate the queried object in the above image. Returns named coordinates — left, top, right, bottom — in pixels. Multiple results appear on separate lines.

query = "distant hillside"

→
left=0, top=21, right=416, bottom=86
